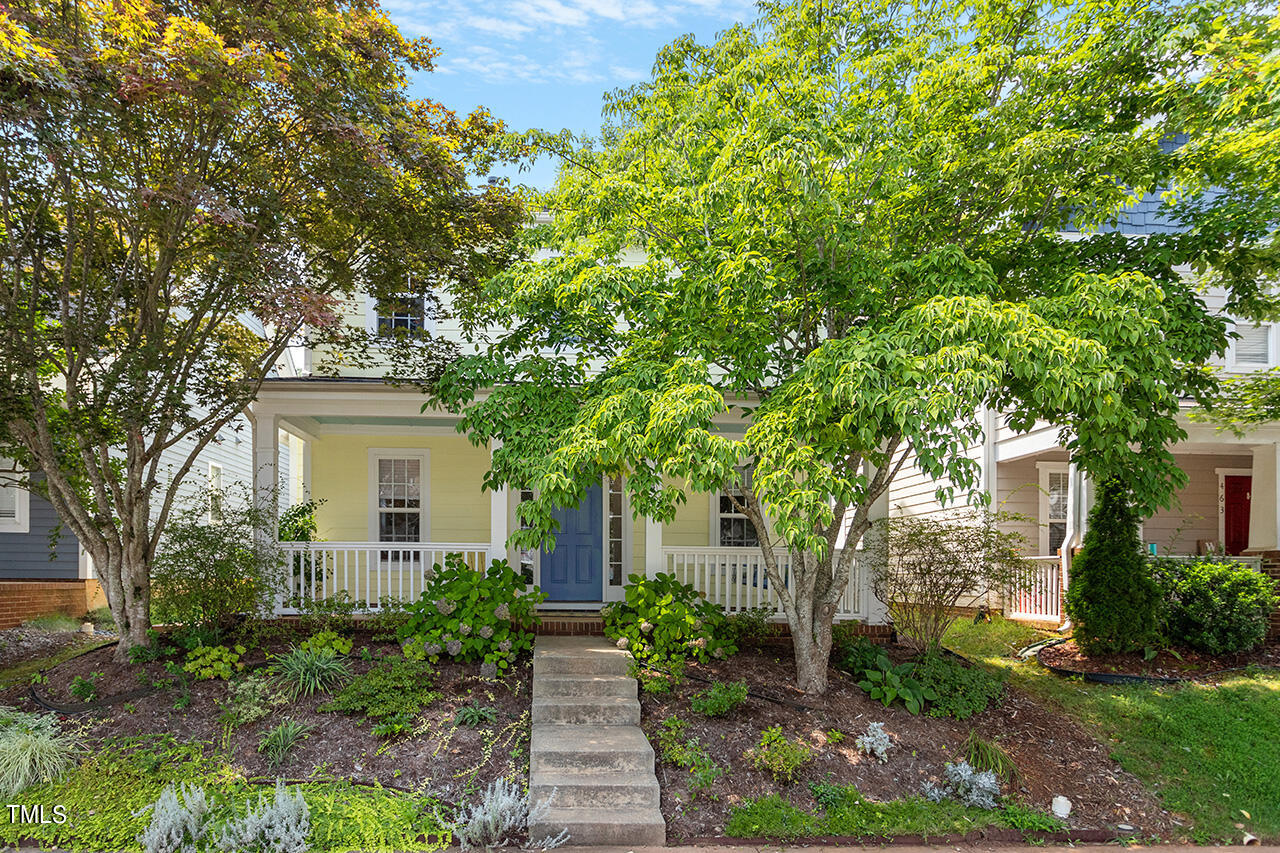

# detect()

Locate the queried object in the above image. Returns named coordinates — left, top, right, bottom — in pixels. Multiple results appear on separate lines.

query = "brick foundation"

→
left=1243, top=551, right=1280, bottom=638
left=533, top=612, right=895, bottom=643
left=0, top=579, right=106, bottom=630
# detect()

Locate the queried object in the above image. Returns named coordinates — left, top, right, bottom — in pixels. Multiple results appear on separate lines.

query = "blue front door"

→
left=541, top=484, right=603, bottom=602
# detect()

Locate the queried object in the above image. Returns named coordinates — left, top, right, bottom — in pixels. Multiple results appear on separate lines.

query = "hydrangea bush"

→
left=601, top=572, right=735, bottom=663
left=397, top=555, right=545, bottom=672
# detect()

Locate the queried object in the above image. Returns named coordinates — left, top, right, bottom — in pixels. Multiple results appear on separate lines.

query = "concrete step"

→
left=533, top=645, right=631, bottom=677
left=529, top=806, right=666, bottom=847
left=534, top=673, right=637, bottom=699
left=531, top=724, right=655, bottom=774
left=530, top=772, right=660, bottom=809
left=532, top=695, right=640, bottom=726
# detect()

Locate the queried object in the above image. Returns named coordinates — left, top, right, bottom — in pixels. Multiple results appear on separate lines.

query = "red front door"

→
left=1224, top=475, right=1251, bottom=556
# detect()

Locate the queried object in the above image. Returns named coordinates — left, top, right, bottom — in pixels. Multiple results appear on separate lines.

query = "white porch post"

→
left=1247, top=443, right=1280, bottom=552
left=250, top=407, right=280, bottom=543
left=862, top=462, right=891, bottom=625
left=644, top=516, right=663, bottom=579
left=489, top=439, right=509, bottom=564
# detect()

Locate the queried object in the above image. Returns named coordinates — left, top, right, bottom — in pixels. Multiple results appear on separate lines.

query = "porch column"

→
left=250, top=407, right=280, bottom=542
left=489, top=439, right=509, bottom=563
left=862, top=462, right=891, bottom=625
left=1247, top=443, right=1280, bottom=552
left=644, top=516, right=663, bottom=579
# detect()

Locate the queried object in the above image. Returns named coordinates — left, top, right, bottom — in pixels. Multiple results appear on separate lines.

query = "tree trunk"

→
left=787, top=579, right=837, bottom=695
left=101, top=547, right=154, bottom=662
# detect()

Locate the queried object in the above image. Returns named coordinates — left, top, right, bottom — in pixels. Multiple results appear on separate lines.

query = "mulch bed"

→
left=0, top=625, right=100, bottom=669
left=3, top=622, right=531, bottom=807
left=645, top=647, right=1174, bottom=842
left=1038, top=639, right=1280, bottom=680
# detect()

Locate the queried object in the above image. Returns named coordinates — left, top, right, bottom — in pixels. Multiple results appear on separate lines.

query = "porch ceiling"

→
left=310, top=415, right=460, bottom=429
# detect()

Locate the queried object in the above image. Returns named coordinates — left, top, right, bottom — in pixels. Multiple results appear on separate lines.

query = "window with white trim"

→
left=1037, top=463, right=1068, bottom=555
left=375, top=457, right=423, bottom=542
left=208, top=464, right=224, bottom=524
left=0, top=458, right=29, bottom=534
left=1232, top=322, right=1272, bottom=368
left=717, top=482, right=760, bottom=548
left=518, top=488, right=536, bottom=585
left=375, top=295, right=426, bottom=335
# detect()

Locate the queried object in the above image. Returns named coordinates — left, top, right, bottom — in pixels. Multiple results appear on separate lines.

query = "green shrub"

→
left=602, top=572, right=735, bottom=663
left=257, top=720, right=312, bottom=768
left=397, top=555, right=544, bottom=671
left=855, top=654, right=937, bottom=715
left=725, top=795, right=817, bottom=839
left=837, top=634, right=881, bottom=675
left=0, top=708, right=82, bottom=797
left=183, top=644, right=246, bottom=681
left=150, top=489, right=284, bottom=633
left=1063, top=479, right=1162, bottom=655
left=719, top=607, right=780, bottom=648
left=690, top=681, right=749, bottom=717
left=366, top=598, right=411, bottom=642
left=1152, top=558, right=1279, bottom=655
left=914, top=653, right=1003, bottom=719
left=69, top=673, right=101, bottom=702
left=655, top=717, right=723, bottom=798
left=630, top=657, right=686, bottom=695
left=747, top=726, right=812, bottom=784
left=298, top=630, right=353, bottom=657
left=220, top=673, right=289, bottom=728
left=319, top=657, right=440, bottom=721
left=271, top=647, right=350, bottom=698
left=292, top=593, right=360, bottom=636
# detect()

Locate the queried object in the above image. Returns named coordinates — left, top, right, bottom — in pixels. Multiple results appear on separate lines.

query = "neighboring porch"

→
left=994, top=423, right=1280, bottom=625
left=250, top=380, right=882, bottom=622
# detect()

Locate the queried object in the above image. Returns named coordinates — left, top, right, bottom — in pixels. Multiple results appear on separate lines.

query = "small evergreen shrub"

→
left=298, top=630, right=352, bottom=657
left=319, top=657, right=440, bottom=721
left=258, top=721, right=312, bottom=767
left=601, top=572, right=735, bottom=663
left=183, top=644, right=246, bottom=681
left=719, top=606, right=780, bottom=648
left=690, top=681, right=749, bottom=717
left=914, top=653, right=1004, bottom=719
left=136, top=782, right=209, bottom=853
left=1063, top=479, right=1162, bottom=655
left=450, top=776, right=568, bottom=852
left=271, top=646, right=351, bottom=698
left=0, top=708, right=82, bottom=797
left=398, top=555, right=544, bottom=671
left=214, top=779, right=310, bottom=853
left=747, top=726, right=812, bottom=784
left=855, top=722, right=892, bottom=763
left=1152, top=558, right=1279, bottom=654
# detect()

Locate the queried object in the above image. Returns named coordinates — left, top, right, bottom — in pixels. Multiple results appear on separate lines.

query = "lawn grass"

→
left=945, top=616, right=1280, bottom=842
left=22, top=612, right=84, bottom=632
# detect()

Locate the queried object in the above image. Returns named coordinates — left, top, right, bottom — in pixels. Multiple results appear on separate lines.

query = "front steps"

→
left=528, top=636, right=665, bottom=847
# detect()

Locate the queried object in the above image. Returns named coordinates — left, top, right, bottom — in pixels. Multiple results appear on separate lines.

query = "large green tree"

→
left=434, top=0, right=1275, bottom=693
left=0, top=0, right=523, bottom=657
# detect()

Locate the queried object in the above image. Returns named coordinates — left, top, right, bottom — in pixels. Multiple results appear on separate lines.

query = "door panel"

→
left=1224, top=475, right=1251, bottom=557
left=541, top=484, right=603, bottom=601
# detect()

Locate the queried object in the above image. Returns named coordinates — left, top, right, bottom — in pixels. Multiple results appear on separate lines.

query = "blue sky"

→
left=383, top=0, right=757, bottom=189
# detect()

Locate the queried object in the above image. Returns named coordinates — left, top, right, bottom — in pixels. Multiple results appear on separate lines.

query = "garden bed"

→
left=1037, top=638, right=1280, bottom=681
left=642, top=648, right=1174, bottom=842
left=10, top=623, right=531, bottom=800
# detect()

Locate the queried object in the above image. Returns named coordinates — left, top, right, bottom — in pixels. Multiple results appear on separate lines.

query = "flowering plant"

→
left=602, top=572, right=735, bottom=663
left=398, top=555, right=545, bottom=671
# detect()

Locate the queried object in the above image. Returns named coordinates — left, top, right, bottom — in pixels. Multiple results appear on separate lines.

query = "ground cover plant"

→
left=945, top=615, right=1280, bottom=842
left=639, top=647, right=1173, bottom=840
left=0, top=621, right=535, bottom=850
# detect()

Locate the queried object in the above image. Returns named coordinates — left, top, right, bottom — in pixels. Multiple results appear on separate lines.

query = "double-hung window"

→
left=1037, top=463, right=1068, bottom=555
left=372, top=456, right=426, bottom=543
left=375, top=296, right=426, bottom=336
left=716, top=483, right=760, bottom=548
left=0, top=458, right=29, bottom=534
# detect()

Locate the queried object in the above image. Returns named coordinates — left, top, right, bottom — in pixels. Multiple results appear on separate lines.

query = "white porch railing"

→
left=662, top=546, right=872, bottom=621
left=1006, top=555, right=1063, bottom=622
left=1159, top=554, right=1263, bottom=571
left=276, top=542, right=492, bottom=614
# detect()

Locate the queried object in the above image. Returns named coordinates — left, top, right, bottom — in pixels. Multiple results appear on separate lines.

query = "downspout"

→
left=1058, top=462, right=1085, bottom=632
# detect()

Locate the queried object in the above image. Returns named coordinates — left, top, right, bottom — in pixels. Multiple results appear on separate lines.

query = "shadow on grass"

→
left=945, top=616, right=1280, bottom=843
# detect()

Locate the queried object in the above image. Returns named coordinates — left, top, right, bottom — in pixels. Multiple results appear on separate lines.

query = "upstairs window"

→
left=375, top=296, right=425, bottom=336
left=1233, top=323, right=1271, bottom=368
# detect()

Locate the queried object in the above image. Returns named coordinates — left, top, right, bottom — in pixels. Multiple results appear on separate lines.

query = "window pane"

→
left=1236, top=324, right=1270, bottom=365
left=0, top=487, right=14, bottom=519
left=1047, top=472, right=1068, bottom=521
left=379, top=512, right=420, bottom=543
left=1049, top=522, right=1067, bottom=555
